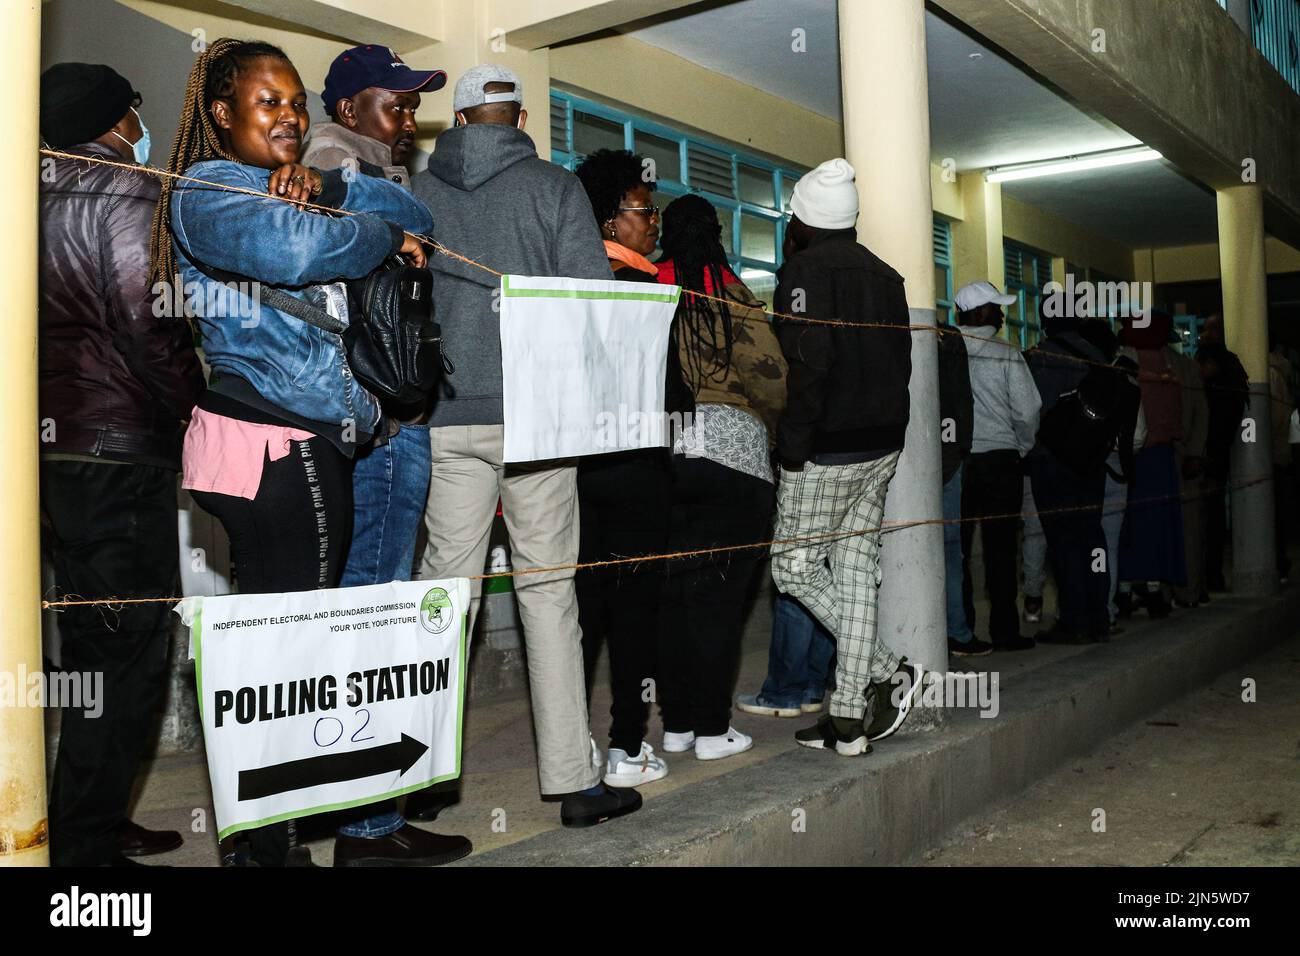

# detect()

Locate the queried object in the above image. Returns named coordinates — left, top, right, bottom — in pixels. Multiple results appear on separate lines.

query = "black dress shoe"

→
left=404, top=787, right=458, bottom=823
left=560, top=785, right=642, bottom=828
left=333, top=824, right=472, bottom=867
left=116, top=820, right=183, bottom=857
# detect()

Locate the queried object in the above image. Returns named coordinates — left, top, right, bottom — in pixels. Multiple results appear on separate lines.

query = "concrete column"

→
left=0, top=0, right=47, bottom=867
left=838, top=0, right=945, bottom=710
left=952, top=171, right=1005, bottom=294
left=404, top=0, right=552, bottom=157
left=1217, top=184, right=1277, bottom=596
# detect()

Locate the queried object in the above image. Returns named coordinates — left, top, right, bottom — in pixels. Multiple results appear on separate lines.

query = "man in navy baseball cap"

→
left=320, top=45, right=446, bottom=167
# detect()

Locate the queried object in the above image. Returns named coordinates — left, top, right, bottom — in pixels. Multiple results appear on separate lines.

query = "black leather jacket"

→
left=39, top=142, right=204, bottom=470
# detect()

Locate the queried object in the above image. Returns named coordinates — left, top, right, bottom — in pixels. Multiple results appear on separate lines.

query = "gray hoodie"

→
left=412, top=123, right=612, bottom=427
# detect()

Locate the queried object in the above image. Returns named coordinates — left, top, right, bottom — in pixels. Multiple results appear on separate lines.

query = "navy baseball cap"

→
left=322, top=45, right=447, bottom=116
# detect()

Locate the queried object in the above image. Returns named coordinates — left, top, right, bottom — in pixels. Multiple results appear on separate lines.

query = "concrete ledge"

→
left=463, top=587, right=1300, bottom=866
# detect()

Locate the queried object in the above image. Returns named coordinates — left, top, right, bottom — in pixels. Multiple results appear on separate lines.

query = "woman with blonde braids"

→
left=154, top=39, right=437, bottom=866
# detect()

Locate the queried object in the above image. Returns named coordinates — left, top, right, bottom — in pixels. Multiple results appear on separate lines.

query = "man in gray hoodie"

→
left=411, top=65, right=639, bottom=827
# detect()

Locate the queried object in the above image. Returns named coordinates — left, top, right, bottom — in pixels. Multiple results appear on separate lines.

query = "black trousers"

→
left=577, top=450, right=672, bottom=756
left=1029, top=454, right=1110, bottom=637
left=1203, top=462, right=1229, bottom=589
left=43, top=460, right=179, bottom=867
left=659, top=458, right=773, bottom=739
left=192, top=435, right=352, bottom=865
left=961, top=449, right=1024, bottom=643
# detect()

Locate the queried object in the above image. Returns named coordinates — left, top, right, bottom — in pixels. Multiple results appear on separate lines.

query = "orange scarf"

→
left=603, top=240, right=658, bottom=275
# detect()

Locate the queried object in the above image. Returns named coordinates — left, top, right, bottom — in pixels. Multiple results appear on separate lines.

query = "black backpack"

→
left=1036, top=342, right=1129, bottom=478
left=252, top=257, right=450, bottom=407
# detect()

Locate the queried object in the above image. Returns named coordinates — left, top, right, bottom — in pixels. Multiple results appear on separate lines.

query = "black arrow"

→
left=237, top=733, right=429, bottom=801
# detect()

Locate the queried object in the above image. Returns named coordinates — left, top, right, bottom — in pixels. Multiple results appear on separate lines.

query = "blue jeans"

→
left=338, top=423, right=432, bottom=839
left=944, top=466, right=974, bottom=642
left=341, top=424, right=433, bottom=587
left=757, top=594, right=836, bottom=709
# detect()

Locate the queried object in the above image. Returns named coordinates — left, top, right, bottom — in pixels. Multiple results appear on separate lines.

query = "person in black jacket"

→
left=39, top=63, right=204, bottom=866
left=1196, top=315, right=1248, bottom=592
left=1024, top=314, right=1136, bottom=643
left=769, top=158, right=923, bottom=757
left=938, top=325, right=981, bottom=656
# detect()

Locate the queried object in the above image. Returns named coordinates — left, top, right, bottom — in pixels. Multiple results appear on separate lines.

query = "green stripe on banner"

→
left=502, top=274, right=681, bottom=303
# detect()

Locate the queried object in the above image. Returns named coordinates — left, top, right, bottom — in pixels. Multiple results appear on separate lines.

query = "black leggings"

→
left=192, top=435, right=352, bottom=865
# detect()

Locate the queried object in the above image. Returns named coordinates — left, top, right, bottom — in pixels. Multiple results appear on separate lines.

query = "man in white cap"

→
left=954, top=280, right=1042, bottom=651
left=769, top=158, right=925, bottom=757
left=411, top=66, right=640, bottom=828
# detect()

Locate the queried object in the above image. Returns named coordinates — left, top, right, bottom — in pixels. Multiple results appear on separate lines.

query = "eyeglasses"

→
left=131, top=91, right=143, bottom=109
left=618, top=205, right=660, bottom=219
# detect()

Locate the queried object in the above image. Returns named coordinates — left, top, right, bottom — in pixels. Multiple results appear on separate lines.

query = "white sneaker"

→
left=695, top=727, right=753, bottom=761
left=662, top=730, right=695, bottom=753
left=603, top=742, right=668, bottom=787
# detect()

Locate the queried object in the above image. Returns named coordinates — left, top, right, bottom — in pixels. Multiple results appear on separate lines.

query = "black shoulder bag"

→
left=251, top=257, right=451, bottom=406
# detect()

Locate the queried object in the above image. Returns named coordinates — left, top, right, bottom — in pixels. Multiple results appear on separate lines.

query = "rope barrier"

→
left=41, top=148, right=1280, bottom=402
left=32, top=150, right=1291, bottom=611
left=39, top=471, right=1274, bottom=610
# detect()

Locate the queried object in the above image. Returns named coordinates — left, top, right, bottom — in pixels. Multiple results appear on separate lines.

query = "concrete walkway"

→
left=921, top=634, right=1300, bottom=866
left=122, top=568, right=1298, bottom=867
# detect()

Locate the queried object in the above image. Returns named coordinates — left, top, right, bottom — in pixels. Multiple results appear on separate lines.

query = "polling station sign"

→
left=175, top=578, right=469, bottom=840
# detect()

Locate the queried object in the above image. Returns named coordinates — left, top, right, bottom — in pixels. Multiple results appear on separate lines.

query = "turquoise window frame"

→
left=934, top=216, right=955, bottom=324
left=1003, top=240, right=1052, bottom=349
left=551, top=90, right=801, bottom=298
left=1251, top=0, right=1300, bottom=95
left=552, top=91, right=958, bottom=314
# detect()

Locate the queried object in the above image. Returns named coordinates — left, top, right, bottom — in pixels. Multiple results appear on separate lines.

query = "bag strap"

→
left=190, top=258, right=346, bottom=335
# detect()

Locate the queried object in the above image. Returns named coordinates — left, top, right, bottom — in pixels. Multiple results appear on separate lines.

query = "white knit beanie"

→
left=789, top=158, right=859, bottom=230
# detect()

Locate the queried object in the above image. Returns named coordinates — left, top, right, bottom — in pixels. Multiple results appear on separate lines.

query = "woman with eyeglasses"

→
left=572, top=148, right=688, bottom=789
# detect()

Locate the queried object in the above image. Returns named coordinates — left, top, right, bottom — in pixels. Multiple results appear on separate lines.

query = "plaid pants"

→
left=770, top=452, right=901, bottom=719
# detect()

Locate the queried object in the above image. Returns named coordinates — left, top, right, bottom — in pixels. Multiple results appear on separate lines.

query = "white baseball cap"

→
left=453, top=64, right=523, bottom=113
left=955, top=280, right=1017, bottom=312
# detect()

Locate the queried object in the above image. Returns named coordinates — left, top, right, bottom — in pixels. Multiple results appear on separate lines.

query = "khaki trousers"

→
left=420, top=424, right=601, bottom=795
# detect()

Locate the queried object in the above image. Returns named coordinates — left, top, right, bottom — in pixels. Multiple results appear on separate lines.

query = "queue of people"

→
left=36, top=37, right=1285, bottom=870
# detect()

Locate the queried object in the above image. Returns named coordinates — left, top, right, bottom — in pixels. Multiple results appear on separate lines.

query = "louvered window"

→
left=686, top=143, right=735, bottom=198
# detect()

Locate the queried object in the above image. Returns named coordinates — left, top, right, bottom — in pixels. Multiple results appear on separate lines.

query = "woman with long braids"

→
left=654, top=194, right=787, bottom=761
left=153, top=39, right=443, bottom=867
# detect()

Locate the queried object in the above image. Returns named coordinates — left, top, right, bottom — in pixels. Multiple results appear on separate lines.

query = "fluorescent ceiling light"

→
left=986, top=146, right=1162, bottom=183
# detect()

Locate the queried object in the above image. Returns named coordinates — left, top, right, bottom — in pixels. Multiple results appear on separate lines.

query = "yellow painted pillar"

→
left=1217, top=184, right=1277, bottom=595
left=0, top=0, right=48, bottom=867
left=406, top=0, right=552, bottom=157
left=952, top=171, right=1005, bottom=294
left=838, top=0, right=945, bottom=697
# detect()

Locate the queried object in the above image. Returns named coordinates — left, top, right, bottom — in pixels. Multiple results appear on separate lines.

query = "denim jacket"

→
left=170, top=159, right=433, bottom=438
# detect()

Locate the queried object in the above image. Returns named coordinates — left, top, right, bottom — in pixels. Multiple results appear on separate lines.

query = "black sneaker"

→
left=992, top=634, right=1036, bottom=652
left=560, top=784, right=642, bottom=828
left=794, top=713, right=872, bottom=756
left=865, top=658, right=924, bottom=742
left=948, top=636, right=993, bottom=657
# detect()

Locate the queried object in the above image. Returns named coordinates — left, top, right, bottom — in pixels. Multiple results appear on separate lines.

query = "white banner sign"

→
left=499, top=274, right=681, bottom=463
left=176, top=578, right=469, bottom=840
